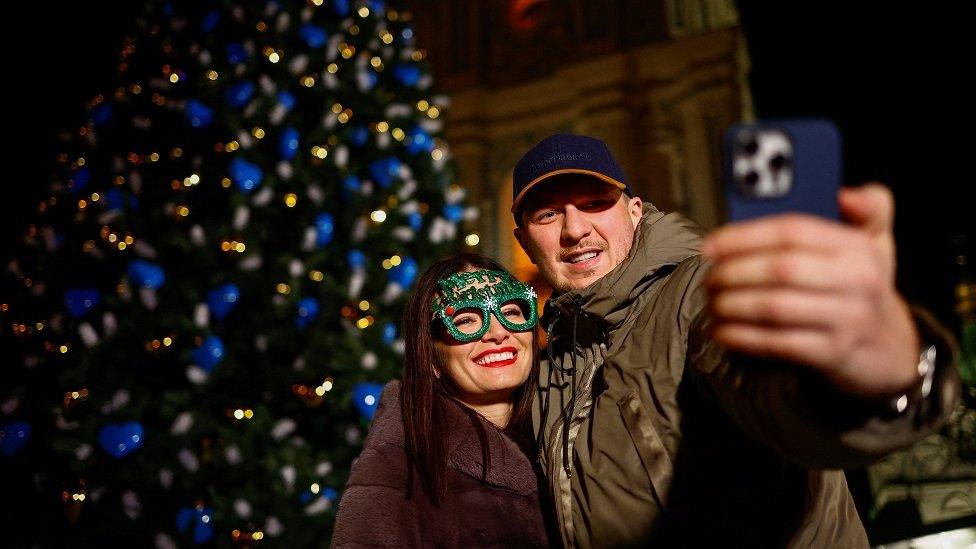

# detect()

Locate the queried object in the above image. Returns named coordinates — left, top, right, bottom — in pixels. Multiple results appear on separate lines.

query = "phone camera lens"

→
left=769, top=153, right=791, bottom=172
left=744, top=171, right=759, bottom=186
left=743, top=139, right=759, bottom=156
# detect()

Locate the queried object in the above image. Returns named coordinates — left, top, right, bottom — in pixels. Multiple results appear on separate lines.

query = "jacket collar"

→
left=365, top=381, right=538, bottom=496
left=546, top=205, right=705, bottom=328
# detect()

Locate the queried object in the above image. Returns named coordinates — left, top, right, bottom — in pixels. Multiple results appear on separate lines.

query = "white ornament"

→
left=293, top=356, right=306, bottom=371
left=159, top=468, right=174, bottom=489
left=276, top=161, right=294, bottom=180
left=272, top=294, right=287, bottom=307
left=322, top=71, right=339, bottom=90
left=397, top=180, right=417, bottom=200
left=154, top=533, right=177, bottom=549
left=78, top=322, right=99, bottom=347
left=289, top=259, right=303, bottom=277
left=237, top=130, right=254, bottom=150
left=345, top=426, right=362, bottom=445
left=464, top=206, right=479, bottom=221
left=352, top=217, right=367, bottom=242
left=349, top=270, right=365, bottom=299
left=359, top=179, right=375, bottom=197
left=385, top=103, right=411, bottom=119
left=270, top=104, right=287, bottom=125
left=418, top=75, right=433, bottom=90
left=233, top=206, right=251, bottom=230
left=102, top=390, right=131, bottom=414
left=186, top=365, right=209, bottom=385
left=322, top=111, right=338, bottom=130
left=333, top=145, right=349, bottom=168
left=271, top=418, right=297, bottom=441
left=265, top=516, right=284, bottom=537
left=276, top=11, right=291, bottom=33
left=252, top=187, right=274, bottom=206
left=392, top=226, right=415, bottom=242
left=1, top=396, right=20, bottom=415
left=194, top=303, right=209, bottom=328
left=382, top=283, right=403, bottom=304
left=75, top=444, right=93, bottom=460
left=225, top=445, right=243, bottom=465
left=134, top=240, right=158, bottom=258
left=326, top=35, right=342, bottom=62
left=190, top=225, right=206, bottom=247
left=280, top=465, right=297, bottom=492
left=234, top=498, right=253, bottom=519
left=302, top=227, right=317, bottom=252
left=259, top=74, right=276, bottom=95
left=102, top=312, right=118, bottom=335
left=361, top=352, right=378, bottom=371
left=316, top=461, right=333, bottom=477
left=393, top=340, right=406, bottom=355
left=239, top=255, right=263, bottom=271
left=289, top=53, right=308, bottom=75
left=170, top=412, right=194, bottom=435
left=178, top=448, right=199, bottom=472
left=445, top=185, right=466, bottom=203
left=55, top=414, right=79, bottom=431
left=139, top=288, right=158, bottom=310
left=198, top=49, right=212, bottom=66
left=255, top=335, right=268, bottom=352
left=122, top=490, right=141, bottom=519
left=304, top=496, right=331, bottom=515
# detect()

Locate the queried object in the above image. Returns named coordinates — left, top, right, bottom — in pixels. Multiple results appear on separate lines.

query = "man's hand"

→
left=702, top=183, right=920, bottom=400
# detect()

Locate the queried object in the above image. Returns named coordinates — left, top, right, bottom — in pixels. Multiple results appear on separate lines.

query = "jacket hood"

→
left=547, top=205, right=705, bottom=327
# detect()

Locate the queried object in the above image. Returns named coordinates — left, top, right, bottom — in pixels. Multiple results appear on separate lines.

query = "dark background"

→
left=7, top=2, right=971, bottom=326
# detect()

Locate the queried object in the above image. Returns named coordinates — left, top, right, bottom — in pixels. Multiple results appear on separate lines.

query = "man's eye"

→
left=535, top=210, right=556, bottom=222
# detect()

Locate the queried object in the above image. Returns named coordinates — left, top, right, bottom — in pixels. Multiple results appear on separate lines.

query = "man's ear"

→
left=628, top=195, right=643, bottom=228
left=513, top=227, right=537, bottom=265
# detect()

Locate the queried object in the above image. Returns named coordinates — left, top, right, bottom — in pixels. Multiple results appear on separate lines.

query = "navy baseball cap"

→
left=511, top=133, right=632, bottom=218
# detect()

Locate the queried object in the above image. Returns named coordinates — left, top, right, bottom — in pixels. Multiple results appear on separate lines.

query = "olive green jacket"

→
left=533, top=206, right=959, bottom=548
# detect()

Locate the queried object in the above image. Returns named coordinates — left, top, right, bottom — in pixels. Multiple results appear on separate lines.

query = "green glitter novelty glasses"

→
left=432, top=269, right=539, bottom=343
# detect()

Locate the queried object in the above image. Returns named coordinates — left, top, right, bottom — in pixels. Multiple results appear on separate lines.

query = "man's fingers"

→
left=703, top=213, right=867, bottom=259
left=705, top=250, right=880, bottom=292
left=839, top=183, right=894, bottom=235
left=711, top=322, right=835, bottom=369
left=709, top=288, right=852, bottom=329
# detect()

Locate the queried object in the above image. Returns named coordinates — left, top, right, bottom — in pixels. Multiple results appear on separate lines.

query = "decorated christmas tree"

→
left=1, top=0, right=476, bottom=545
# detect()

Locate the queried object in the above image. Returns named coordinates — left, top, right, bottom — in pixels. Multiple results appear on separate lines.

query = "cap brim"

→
left=510, top=169, right=628, bottom=214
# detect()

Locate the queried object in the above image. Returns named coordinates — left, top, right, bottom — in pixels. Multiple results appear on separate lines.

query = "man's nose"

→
left=561, top=205, right=590, bottom=244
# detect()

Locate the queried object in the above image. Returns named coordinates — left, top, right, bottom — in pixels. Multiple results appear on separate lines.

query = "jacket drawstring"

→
left=537, top=297, right=582, bottom=480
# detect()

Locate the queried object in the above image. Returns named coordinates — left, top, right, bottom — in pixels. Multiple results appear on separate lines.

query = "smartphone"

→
left=723, top=119, right=841, bottom=221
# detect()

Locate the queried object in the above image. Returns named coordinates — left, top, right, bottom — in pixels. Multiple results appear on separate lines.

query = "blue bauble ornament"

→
left=192, top=336, right=225, bottom=373
left=368, top=157, right=402, bottom=189
left=352, top=382, right=385, bottom=421
left=347, top=249, right=366, bottom=270
left=392, top=65, right=421, bottom=87
left=128, top=260, right=166, bottom=289
left=368, top=0, right=386, bottom=14
left=201, top=10, right=219, bottom=33
left=176, top=504, right=215, bottom=545
left=332, top=0, right=350, bottom=16
left=98, top=421, right=144, bottom=458
left=315, top=213, right=335, bottom=247
left=227, top=42, right=248, bottom=64
left=382, top=322, right=397, bottom=344
left=406, top=126, right=434, bottom=154
left=349, top=126, right=370, bottom=147
left=296, top=297, right=320, bottom=328
left=65, top=288, right=100, bottom=318
left=279, top=127, right=300, bottom=160
left=70, top=166, right=91, bottom=194
left=323, top=487, right=339, bottom=501
left=229, top=158, right=263, bottom=193
left=408, top=212, right=423, bottom=231
left=91, top=104, right=113, bottom=126
left=300, top=25, right=328, bottom=48
left=443, top=203, right=464, bottom=223
left=226, top=81, right=255, bottom=109
left=0, top=421, right=31, bottom=456
left=343, top=175, right=362, bottom=194
left=277, top=91, right=296, bottom=111
left=185, top=100, right=213, bottom=128
left=389, top=256, right=419, bottom=287
left=207, top=283, right=240, bottom=321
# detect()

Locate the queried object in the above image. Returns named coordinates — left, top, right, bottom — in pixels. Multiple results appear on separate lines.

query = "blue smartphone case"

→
left=724, top=119, right=841, bottom=221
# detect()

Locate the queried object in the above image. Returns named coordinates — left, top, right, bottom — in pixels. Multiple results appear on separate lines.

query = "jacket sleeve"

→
left=679, top=256, right=961, bottom=469
left=331, top=444, right=422, bottom=548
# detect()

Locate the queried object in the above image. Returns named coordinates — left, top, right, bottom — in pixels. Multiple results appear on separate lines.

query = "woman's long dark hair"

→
left=401, top=252, right=539, bottom=506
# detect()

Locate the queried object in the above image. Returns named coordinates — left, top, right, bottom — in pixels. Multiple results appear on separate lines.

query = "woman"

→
left=332, top=253, right=551, bottom=547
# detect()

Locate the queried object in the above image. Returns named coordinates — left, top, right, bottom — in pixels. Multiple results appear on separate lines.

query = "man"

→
left=511, top=134, right=959, bottom=547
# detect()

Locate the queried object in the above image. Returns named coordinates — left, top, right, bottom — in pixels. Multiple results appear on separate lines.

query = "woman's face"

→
left=433, top=271, right=534, bottom=406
